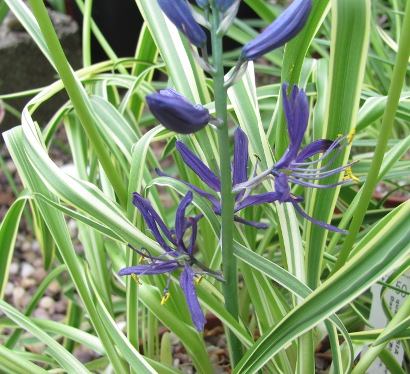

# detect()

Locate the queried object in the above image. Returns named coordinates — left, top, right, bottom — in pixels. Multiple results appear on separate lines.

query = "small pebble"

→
left=9, top=262, right=19, bottom=275
left=213, top=365, right=227, bottom=374
left=169, top=332, right=179, bottom=345
left=180, top=365, right=194, bottom=374
left=21, top=278, right=36, bottom=289
left=206, top=344, right=219, bottom=354
left=12, top=286, right=26, bottom=308
left=6, top=159, right=16, bottom=174
left=21, top=263, right=35, bottom=278
left=33, top=258, right=43, bottom=268
left=51, top=314, right=66, bottom=322
left=23, top=252, right=36, bottom=263
left=68, top=219, right=78, bottom=238
left=55, top=300, right=67, bottom=313
left=21, top=241, right=32, bottom=252
left=26, top=343, right=46, bottom=354
left=4, top=282, right=13, bottom=297
left=39, top=296, right=55, bottom=314
left=32, top=309, right=49, bottom=319
left=32, top=240, right=40, bottom=252
left=31, top=268, right=47, bottom=282
left=73, top=346, right=95, bottom=363
left=48, top=280, right=62, bottom=294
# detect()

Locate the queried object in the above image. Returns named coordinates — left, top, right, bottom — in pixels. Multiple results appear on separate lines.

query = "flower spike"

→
left=146, top=88, right=211, bottom=134
left=242, top=0, right=312, bottom=61
left=157, top=0, right=207, bottom=47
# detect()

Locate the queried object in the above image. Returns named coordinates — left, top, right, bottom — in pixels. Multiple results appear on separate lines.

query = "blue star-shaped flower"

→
left=157, top=126, right=269, bottom=229
left=235, top=83, right=358, bottom=233
left=119, top=191, right=222, bottom=331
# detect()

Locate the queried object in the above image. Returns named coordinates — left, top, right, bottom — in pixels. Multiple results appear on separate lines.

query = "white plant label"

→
left=366, top=271, right=409, bottom=373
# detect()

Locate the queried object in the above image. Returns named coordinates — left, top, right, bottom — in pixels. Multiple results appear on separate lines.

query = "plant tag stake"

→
left=366, top=271, right=410, bottom=373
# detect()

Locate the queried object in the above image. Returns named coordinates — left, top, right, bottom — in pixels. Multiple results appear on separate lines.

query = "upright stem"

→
left=210, top=10, right=242, bottom=367
left=331, top=0, right=410, bottom=274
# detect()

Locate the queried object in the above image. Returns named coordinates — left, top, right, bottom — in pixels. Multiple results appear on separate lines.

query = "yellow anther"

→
left=344, top=167, right=359, bottom=183
left=161, top=292, right=170, bottom=305
left=131, top=274, right=142, bottom=285
left=195, top=275, right=204, bottom=286
left=253, top=153, right=261, bottom=161
left=347, top=128, right=355, bottom=145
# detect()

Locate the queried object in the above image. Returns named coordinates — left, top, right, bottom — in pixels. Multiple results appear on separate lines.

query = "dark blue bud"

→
left=242, top=0, right=312, bottom=61
left=146, top=88, right=211, bottom=134
left=157, top=0, right=207, bottom=47
left=215, top=0, right=236, bottom=12
left=195, top=0, right=209, bottom=9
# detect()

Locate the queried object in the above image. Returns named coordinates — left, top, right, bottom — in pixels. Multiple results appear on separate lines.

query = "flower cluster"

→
left=121, top=1, right=357, bottom=331
left=234, top=83, right=357, bottom=233
left=127, top=84, right=357, bottom=330
left=157, top=126, right=269, bottom=228
left=119, top=191, right=223, bottom=331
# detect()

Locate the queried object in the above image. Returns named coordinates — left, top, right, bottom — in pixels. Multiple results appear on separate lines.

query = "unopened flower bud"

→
left=215, top=0, right=236, bottom=12
left=146, top=88, right=211, bottom=134
left=195, top=0, right=209, bottom=8
left=158, top=0, right=207, bottom=47
left=242, top=0, right=312, bottom=61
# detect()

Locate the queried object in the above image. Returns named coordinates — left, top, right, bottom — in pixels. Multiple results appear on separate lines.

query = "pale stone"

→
left=12, top=286, right=25, bottom=308
left=9, top=262, right=19, bottom=275
left=20, top=263, right=35, bottom=278
left=4, top=282, right=13, bottom=297
left=39, top=296, right=55, bottom=314
left=48, top=280, right=62, bottom=294
left=21, top=278, right=36, bottom=289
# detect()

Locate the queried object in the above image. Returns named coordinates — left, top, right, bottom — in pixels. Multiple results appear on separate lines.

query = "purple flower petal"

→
left=118, top=262, right=180, bottom=276
left=187, top=217, right=198, bottom=255
left=235, top=192, right=280, bottom=211
left=157, top=0, right=207, bottom=47
left=274, top=173, right=291, bottom=203
left=275, top=84, right=309, bottom=170
left=133, top=193, right=175, bottom=252
left=179, top=267, right=206, bottom=331
left=146, top=88, right=210, bottom=134
left=242, top=0, right=312, bottom=61
left=296, top=139, right=335, bottom=162
left=233, top=127, right=249, bottom=191
left=175, top=191, right=193, bottom=247
left=288, top=177, right=352, bottom=189
left=176, top=141, right=221, bottom=192
left=156, top=168, right=221, bottom=210
left=234, top=215, right=269, bottom=229
left=289, top=199, right=347, bottom=234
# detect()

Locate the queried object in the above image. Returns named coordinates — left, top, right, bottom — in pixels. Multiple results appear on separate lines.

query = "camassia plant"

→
left=1, top=0, right=409, bottom=373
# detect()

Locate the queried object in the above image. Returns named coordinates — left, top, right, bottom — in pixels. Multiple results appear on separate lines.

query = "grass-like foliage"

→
left=1, top=0, right=409, bottom=373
